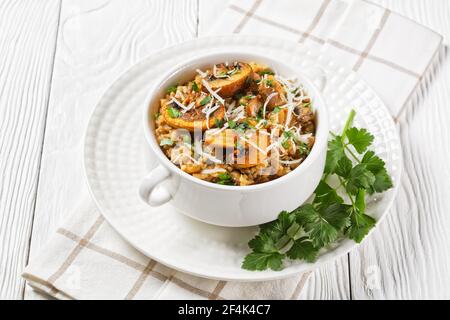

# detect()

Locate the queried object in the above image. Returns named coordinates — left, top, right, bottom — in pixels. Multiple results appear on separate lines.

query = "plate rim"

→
left=83, top=34, right=403, bottom=282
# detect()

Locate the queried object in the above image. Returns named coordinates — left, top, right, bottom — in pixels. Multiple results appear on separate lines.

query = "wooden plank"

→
left=24, top=0, right=198, bottom=299
left=0, top=0, right=61, bottom=299
left=350, top=0, right=450, bottom=299
left=299, top=258, right=350, bottom=299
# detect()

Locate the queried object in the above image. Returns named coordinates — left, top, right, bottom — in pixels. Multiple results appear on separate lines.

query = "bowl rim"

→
left=143, top=50, right=329, bottom=192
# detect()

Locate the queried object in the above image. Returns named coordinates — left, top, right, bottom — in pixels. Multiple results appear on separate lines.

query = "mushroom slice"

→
left=234, top=130, right=270, bottom=168
left=204, top=62, right=252, bottom=98
left=204, top=129, right=237, bottom=149
left=161, top=99, right=225, bottom=132
left=268, top=107, right=288, bottom=125
left=258, top=75, right=287, bottom=110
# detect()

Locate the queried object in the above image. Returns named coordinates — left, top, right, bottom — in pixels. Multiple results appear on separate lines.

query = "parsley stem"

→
left=344, top=144, right=361, bottom=163
left=337, top=176, right=355, bottom=207
left=342, top=109, right=356, bottom=140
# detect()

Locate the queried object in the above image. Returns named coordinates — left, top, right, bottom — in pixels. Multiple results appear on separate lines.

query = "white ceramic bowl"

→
left=139, top=51, right=329, bottom=227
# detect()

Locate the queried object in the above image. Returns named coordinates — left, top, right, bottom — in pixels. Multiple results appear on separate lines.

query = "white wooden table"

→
left=1, top=0, right=449, bottom=300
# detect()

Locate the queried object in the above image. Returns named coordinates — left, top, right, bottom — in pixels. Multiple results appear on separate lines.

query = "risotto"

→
left=154, top=61, right=316, bottom=186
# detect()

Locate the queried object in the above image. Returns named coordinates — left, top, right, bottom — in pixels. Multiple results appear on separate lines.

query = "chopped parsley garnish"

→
left=258, top=70, right=275, bottom=76
left=167, top=106, right=182, bottom=118
left=166, top=85, right=177, bottom=94
left=214, top=118, right=225, bottom=128
left=242, top=110, right=393, bottom=271
left=200, top=95, right=212, bottom=106
left=283, top=130, right=294, bottom=139
left=266, top=79, right=273, bottom=87
left=281, top=130, right=294, bottom=149
left=235, top=121, right=253, bottom=132
left=192, top=81, right=199, bottom=92
left=273, top=107, right=281, bottom=114
left=281, top=140, right=290, bottom=149
left=257, top=108, right=265, bottom=119
left=216, top=72, right=228, bottom=78
left=297, top=142, right=310, bottom=156
left=159, top=138, right=174, bottom=146
left=217, top=172, right=234, bottom=185
left=228, top=120, right=237, bottom=129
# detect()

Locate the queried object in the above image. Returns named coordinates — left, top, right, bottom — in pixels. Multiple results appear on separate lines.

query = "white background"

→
left=0, top=0, right=449, bottom=299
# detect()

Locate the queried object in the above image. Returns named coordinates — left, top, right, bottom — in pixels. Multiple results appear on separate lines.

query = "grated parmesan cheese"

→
left=262, top=92, right=279, bottom=119
left=202, top=79, right=225, bottom=105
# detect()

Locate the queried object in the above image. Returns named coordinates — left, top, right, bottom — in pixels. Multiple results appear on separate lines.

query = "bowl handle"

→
left=139, top=165, right=172, bottom=206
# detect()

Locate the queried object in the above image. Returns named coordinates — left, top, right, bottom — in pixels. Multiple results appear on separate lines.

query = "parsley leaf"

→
left=241, top=109, right=393, bottom=271
left=200, top=95, right=212, bottom=106
left=260, top=211, right=296, bottom=240
left=192, top=81, right=199, bottom=92
left=242, top=252, right=284, bottom=271
left=214, top=118, right=225, bottom=128
left=286, top=238, right=319, bottom=263
left=361, top=151, right=393, bottom=194
left=217, top=172, right=234, bottom=185
left=346, top=128, right=374, bottom=154
left=248, top=233, right=279, bottom=254
left=335, top=155, right=353, bottom=178
left=347, top=190, right=375, bottom=242
left=258, top=70, right=275, bottom=76
left=324, top=136, right=345, bottom=174
left=369, top=168, right=393, bottom=194
left=167, top=106, right=182, bottom=118
left=346, top=164, right=376, bottom=195
left=361, top=151, right=385, bottom=173
left=166, top=85, right=177, bottom=94
left=281, top=139, right=290, bottom=149
left=347, top=211, right=376, bottom=243
left=296, top=203, right=349, bottom=248
left=228, top=120, right=237, bottom=129
left=314, top=180, right=344, bottom=205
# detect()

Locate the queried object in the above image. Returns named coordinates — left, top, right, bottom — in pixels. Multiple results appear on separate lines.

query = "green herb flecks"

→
left=228, top=120, right=237, bottom=129
left=200, top=95, right=212, bottom=106
left=167, top=106, right=182, bottom=118
left=273, top=107, right=281, bottom=114
left=214, top=118, right=225, bottom=128
left=217, top=172, right=235, bottom=186
left=258, top=69, right=275, bottom=76
left=166, top=85, right=178, bottom=94
left=192, top=81, right=199, bottom=92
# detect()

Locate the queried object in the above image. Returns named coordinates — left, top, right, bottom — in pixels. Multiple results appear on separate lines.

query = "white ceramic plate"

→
left=84, top=35, right=402, bottom=281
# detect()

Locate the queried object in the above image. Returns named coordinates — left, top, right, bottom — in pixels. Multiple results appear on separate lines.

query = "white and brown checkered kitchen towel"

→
left=23, top=0, right=442, bottom=299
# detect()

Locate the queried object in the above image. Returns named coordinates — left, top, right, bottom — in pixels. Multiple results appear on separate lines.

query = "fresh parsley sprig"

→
left=242, top=110, right=393, bottom=271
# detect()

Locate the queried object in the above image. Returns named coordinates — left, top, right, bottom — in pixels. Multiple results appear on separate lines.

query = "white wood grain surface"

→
left=350, top=0, right=450, bottom=299
left=0, top=0, right=61, bottom=299
left=24, top=0, right=198, bottom=300
left=0, top=0, right=448, bottom=299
